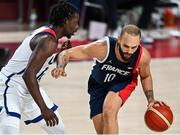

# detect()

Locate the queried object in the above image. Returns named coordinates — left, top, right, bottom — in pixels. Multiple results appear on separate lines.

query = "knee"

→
left=103, top=106, right=118, bottom=124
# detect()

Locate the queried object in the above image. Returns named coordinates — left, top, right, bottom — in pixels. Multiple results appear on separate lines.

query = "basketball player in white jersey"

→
left=0, top=1, right=79, bottom=134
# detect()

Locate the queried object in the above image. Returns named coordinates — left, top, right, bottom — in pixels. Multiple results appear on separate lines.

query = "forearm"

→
left=56, top=50, right=70, bottom=68
left=22, top=72, right=47, bottom=110
left=141, top=75, right=154, bottom=103
left=56, top=46, right=90, bottom=68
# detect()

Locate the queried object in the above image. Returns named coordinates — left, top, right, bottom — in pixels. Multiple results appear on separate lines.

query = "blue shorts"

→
left=88, top=75, right=137, bottom=119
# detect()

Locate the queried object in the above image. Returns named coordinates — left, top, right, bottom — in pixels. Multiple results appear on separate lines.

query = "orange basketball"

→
left=144, top=101, right=173, bottom=132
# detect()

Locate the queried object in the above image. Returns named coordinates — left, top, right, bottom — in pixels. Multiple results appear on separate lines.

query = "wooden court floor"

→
left=20, top=58, right=180, bottom=134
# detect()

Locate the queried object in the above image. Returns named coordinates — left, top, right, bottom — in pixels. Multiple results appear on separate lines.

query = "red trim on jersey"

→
left=42, top=28, right=59, bottom=54
left=133, top=45, right=143, bottom=73
left=119, top=45, right=143, bottom=104
left=43, top=28, right=57, bottom=39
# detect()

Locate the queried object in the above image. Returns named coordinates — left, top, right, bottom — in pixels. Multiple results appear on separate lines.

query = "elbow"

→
left=22, top=71, right=28, bottom=82
left=22, top=70, right=33, bottom=82
left=140, top=74, right=151, bottom=80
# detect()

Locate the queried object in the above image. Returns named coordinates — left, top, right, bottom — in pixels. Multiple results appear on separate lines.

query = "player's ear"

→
left=64, top=19, right=70, bottom=26
left=60, top=19, right=68, bottom=28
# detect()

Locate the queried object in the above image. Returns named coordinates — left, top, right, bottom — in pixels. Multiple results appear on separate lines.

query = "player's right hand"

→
left=41, top=107, right=59, bottom=127
left=147, top=100, right=166, bottom=108
left=51, top=67, right=67, bottom=78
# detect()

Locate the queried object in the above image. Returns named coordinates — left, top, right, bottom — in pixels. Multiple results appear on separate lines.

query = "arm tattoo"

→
left=57, top=53, right=69, bottom=68
left=145, top=90, right=154, bottom=103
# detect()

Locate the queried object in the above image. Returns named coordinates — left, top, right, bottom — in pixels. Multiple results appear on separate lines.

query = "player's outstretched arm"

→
left=52, top=39, right=107, bottom=78
left=138, top=48, right=157, bottom=107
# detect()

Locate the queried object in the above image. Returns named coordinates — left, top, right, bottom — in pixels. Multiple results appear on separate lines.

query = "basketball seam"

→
left=148, top=107, right=171, bottom=127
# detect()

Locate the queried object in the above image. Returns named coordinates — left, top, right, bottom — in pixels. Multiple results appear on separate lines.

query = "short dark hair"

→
left=48, top=0, right=79, bottom=26
left=120, top=24, right=141, bottom=38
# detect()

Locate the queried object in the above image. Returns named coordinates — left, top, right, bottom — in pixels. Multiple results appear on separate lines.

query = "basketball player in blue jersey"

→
left=0, top=1, right=79, bottom=134
left=52, top=24, right=160, bottom=134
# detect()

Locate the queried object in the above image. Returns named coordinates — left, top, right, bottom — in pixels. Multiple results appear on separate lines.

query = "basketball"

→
left=144, top=101, right=173, bottom=132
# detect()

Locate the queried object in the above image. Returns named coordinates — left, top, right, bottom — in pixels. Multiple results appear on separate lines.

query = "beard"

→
left=118, top=44, right=133, bottom=62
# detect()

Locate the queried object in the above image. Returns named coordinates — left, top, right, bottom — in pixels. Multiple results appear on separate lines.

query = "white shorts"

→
left=0, top=72, right=58, bottom=125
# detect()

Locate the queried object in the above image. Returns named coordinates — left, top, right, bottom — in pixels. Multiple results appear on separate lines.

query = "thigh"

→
left=0, top=75, right=22, bottom=118
left=22, top=87, right=58, bottom=125
left=88, top=88, right=107, bottom=119
left=0, top=106, right=20, bottom=134
left=0, top=107, right=20, bottom=125
left=88, top=76, right=108, bottom=119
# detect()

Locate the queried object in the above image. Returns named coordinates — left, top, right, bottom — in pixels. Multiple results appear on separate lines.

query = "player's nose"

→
left=127, top=48, right=131, bottom=54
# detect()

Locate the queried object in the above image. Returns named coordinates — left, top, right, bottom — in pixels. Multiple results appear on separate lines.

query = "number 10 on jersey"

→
left=104, top=73, right=116, bottom=82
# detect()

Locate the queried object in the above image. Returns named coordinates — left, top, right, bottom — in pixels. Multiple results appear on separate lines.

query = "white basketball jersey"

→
left=1, top=26, right=58, bottom=86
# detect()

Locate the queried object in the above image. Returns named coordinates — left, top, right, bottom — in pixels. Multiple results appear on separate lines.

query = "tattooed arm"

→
left=51, top=49, right=71, bottom=78
left=139, top=48, right=156, bottom=106
left=144, top=90, right=154, bottom=103
left=51, top=39, right=108, bottom=78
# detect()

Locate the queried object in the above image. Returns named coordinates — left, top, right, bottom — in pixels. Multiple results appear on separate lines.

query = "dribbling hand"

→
left=147, top=100, right=167, bottom=108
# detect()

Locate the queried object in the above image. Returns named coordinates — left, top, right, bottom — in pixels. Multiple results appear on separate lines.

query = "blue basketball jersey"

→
left=91, top=36, right=142, bottom=90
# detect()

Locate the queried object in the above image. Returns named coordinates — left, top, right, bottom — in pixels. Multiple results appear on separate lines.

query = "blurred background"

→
left=0, top=0, right=179, bottom=134
left=0, top=0, right=179, bottom=67
left=0, top=0, right=180, bottom=60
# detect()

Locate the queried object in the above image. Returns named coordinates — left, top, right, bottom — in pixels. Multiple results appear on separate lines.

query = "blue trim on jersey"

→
left=48, top=56, right=55, bottom=65
left=3, top=68, right=26, bottom=119
left=36, top=67, right=49, bottom=81
left=8, top=112, right=21, bottom=119
left=0, top=106, right=2, bottom=112
left=24, top=104, right=58, bottom=125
